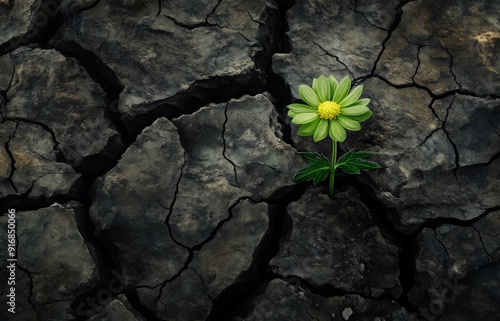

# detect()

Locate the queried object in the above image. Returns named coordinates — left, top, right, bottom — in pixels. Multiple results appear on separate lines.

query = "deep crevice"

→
left=368, top=0, right=414, bottom=78
left=48, top=40, right=131, bottom=147
left=264, top=1, right=296, bottom=150
left=65, top=182, right=128, bottom=320
left=121, top=71, right=266, bottom=139
left=124, top=289, right=162, bottom=321
left=349, top=179, right=419, bottom=314
left=207, top=183, right=307, bottom=321
left=0, top=0, right=64, bottom=55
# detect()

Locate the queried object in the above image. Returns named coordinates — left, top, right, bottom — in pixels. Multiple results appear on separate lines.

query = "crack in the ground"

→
left=159, top=0, right=222, bottom=30
left=49, top=39, right=129, bottom=148
left=374, top=72, right=499, bottom=101
left=155, top=0, right=161, bottom=16
left=157, top=196, right=253, bottom=301
left=369, top=0, right=413, bottom=78
left=66, top=196, right=131, bottom=320
left=312, top=42, right=354, bottom=79
left=207, top=184, right=307, bottom=321
left=121, top=73, right=267, bottom=138
left=471, top=225, right=493, bottom=262
left=272, top=273, right=396, bottom=301
left=1, top=0, right=66, bottom=55
left=159, top=156, right=189, bottom=250
left=193, top=196, right=252, bottom=252
left=4, top=121, right=19, bottom=193
left=0, top=53, right=16, bottom=108
left=207, top=0, right=224, bottom=21
left=3, top=117, right=66, bottom=162
left=192, top=267, right=214, bottom=301
left=156, top=254, right=192, bottom=306
left=414, top=206, right=500, bottom=233
left=15, top=262, right=41, bottom=320
left=412, top=97, right=442, bottom=150
left=352, top=0, right=389, bottom=31
left=440, top=97, right=461, bottom=186
left=305, top=306, right=320, bottom=321
left=411, top=44, right=425, bottom=82
left=163, top=14, right=210, bottom=30
left=349, top=180, right=418, bottom=314
left=444, top=47, right=463, bottom=89
left=433, top=228, right=451, bottom=260
left=222, top=103, right=240, bottom=186
left=374, top=74, right=437, bottom=98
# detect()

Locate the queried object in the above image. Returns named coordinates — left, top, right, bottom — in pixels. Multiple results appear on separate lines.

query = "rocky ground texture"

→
left=0, top=0, right=499, bottom=320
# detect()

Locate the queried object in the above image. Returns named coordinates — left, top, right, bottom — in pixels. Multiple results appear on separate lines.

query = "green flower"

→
left=287, top=75, right=372, bottom=142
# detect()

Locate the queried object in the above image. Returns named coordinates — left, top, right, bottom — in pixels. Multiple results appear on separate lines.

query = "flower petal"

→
left=338, top=115, right=361, bottom=131
left=299, top=85, right=320, bottom=107
left=339, top=84, right=363, bottom=107
left=343, top=110, right=373, bottom=122
left=344, top=97, right=370, bottom=107
left=333, top=76, right=351, bottom=103
left=329, top=119, right=346, bottom=142
left=297, top=118, right=320, bottom=136
left=312, top=77, right=318, bottom=92
left=313, top=119, right=329, bottom=142
left=288, top=103, right=317, bottom=115
left=328, top=75, right=338, bottom=100
left=316, top=75, right=330, bottom=102
left=340, top=105, right=370, bottom=116
left=292, top=112, right=319, bottom=124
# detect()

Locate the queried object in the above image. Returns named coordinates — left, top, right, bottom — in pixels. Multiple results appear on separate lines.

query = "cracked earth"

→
left=0, top=0, right=499, bottom=320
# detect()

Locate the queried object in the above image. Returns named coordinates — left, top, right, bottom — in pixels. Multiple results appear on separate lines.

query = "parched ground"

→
left=0, top=0, right=499, bottom=320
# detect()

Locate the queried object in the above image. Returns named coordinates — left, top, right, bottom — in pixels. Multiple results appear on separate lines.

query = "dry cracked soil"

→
left=0, top=0, right=499, bottom=320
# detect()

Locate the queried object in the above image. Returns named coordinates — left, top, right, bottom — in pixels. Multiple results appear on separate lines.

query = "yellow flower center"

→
left=317, top=101, right=341, bottom=120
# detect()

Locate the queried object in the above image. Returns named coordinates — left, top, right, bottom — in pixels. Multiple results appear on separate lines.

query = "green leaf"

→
left=298, top=152, right=326, bottom=165
left=335, top=150, right=381, bottom=174
left=293, top=154, right=331, bottom=185
left=339, top=164, right=360, bottom=174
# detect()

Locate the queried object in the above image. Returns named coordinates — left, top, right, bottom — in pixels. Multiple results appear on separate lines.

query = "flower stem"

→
left=329, top=139, right=337, bottom=197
